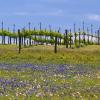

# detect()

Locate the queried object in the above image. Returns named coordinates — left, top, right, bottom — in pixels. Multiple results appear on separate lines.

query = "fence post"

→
left=97, top=30, right=100, bottom=45
left=87, top=27, right=89, bottom=45
left=82, top=21, right=85, bottom=44
left=91, top=24, right=93, bottom=44
left=13, top=24, right=16, bottom=44
left=65, top=29, right=68, bottom=48
left=2, top=21, right=4, bottom=44
left=8, top=27, right=9, bottom=44
left=83, top=32, right=86, bottom=45
left=58, top=30, right=60, bottom=45
left=54, top=36, right=57, bottom=53
left=18, top=29, right=21, bottom=53
left=70, top=29, right=72, bottom=48
left=79, top=28, right=81, bottom=48
left=74, top=24, right=77, bottom=47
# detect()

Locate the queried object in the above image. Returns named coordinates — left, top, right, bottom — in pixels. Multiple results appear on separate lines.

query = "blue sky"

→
left=0, top=0, right=100, bottom=33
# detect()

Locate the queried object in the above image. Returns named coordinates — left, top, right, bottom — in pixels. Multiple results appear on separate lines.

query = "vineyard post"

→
left=70, top=29, right=72, bottom=48
left=97, top=30, right=100, bottom=45
left=94, top=31, right=97, bottom=45
left=29, top=22, right=31, bottom=46
left=27, top=40, right=28, bottom=45
left=1, top=21, right=4, bottom=44
left=8, top=27, right=10, bottom=44
left=54, top=36, right=57, bottom=53
left=21, top=28, right=23, bottom=45
left=23, top=27, right=26, bottom=46
left=87, top=27, right=89, bottom=45
left=74, top=24, right=77, bottom=46
left=39, top=22, right=42, bottom=45
left=65, top=29, right=68, bottom=48
left=64, top=34, right=65, bottom=45
left=13, top=24, right=16, bottom=44
left=10, top=36, right=11, bottom=44
left=75, top=32, right=77, bottom=47
left=59, top=27, right=61, bottom=45
left=95, top=31, right=97, bottom=45
left=34, top=27, right=36, bottom=45
left=84, top=32, right=86, bottom=45
left=58, top=30, right=60, bottom=45
left=79, top=28, right=81, bottom=48
left=49, top=25, right=52, bottom=45
left=91, top=24, right=93, bottom=44
left=82, top=21, right=85, bottom=44
left=2, top=21, right=5, bottom=44
left=18, top=29, right=21, bottom=53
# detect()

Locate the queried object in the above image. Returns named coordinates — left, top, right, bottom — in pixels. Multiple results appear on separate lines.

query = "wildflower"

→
left=49, top=92, right=53, bottom=96
left=36, top=92, right=43, bottom=97
left=37, top=84, right=41, bottom=88
left=94, top=94, right=98, bottom=98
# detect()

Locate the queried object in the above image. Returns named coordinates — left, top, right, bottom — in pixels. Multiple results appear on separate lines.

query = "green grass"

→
left=0, top=45, right=100, bottom=65
left=0, top=45, right=99, bottom=100
left=0, top=66, right=99, bottom=100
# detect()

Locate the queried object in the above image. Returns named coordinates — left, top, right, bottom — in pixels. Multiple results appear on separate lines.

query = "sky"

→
left=0, top=0, right=100, bottom=33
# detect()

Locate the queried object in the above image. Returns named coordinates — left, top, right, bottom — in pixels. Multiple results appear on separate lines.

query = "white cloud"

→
left=86, top=14, right=100, bottom=21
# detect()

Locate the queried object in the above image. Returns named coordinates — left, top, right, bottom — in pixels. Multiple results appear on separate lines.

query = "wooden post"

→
left=97, top=30, right=100, bottom=45
left=10, top=36, right=11, bottom=44
left=23, top=27, right=26, bottom=46
left=79, top=28, right=81, bottom=48
left=58, top=30, right=60, bottom=45
left=2, top=21, right=4, bottom=44
left=95, top=31, right=97, bottom=45
left=54, top=36, right=57, bottom=53
left=65, top=29, right=68, bottom=48
left=7, top=27, right=10, bottom=44
left=64, top=33, right=65, bottom=45
left=84, top=32, right=86, bottom=44
left=91, top=24, right=93, bottom=44
left=13, top=24, right=16, bottom=44
left=27, top=40, right=28, bottom=45
left=70, top=29, right=72, bottom=48
left=87, top=27, right=89, bottom=45
left=74, top=24, right=77, bottom=46
left=82, top=21, right=86, bottom=44
left=28, top=22, right=31, bottom=46
left=75, top=32, right=77, bottom=46
left=18, top=29, right=21, bottom=53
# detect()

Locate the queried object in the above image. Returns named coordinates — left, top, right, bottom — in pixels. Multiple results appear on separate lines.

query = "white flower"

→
left=37, top=84, right=41, bottom=88
left=36, top=92, right=42, bottom=97
left=49, top=93, right=53, bottom=96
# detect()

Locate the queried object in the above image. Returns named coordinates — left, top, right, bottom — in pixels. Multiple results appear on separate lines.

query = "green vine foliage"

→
left=0, top=29, right=63, bottom=44
left=0, top=29, right=98, bottom=46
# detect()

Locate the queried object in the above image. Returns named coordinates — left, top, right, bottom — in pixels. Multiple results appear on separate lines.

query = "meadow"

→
left=0, top=45, right=99, bottom=100
left=0, top=45, right=100, bottom=65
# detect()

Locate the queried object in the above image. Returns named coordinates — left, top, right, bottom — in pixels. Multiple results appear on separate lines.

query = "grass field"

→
left=0, top=45, right=100, bottom=65
left=0, top=45, right=100, bottom=100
